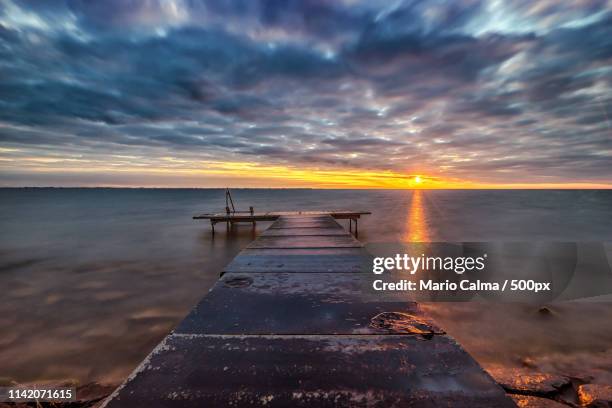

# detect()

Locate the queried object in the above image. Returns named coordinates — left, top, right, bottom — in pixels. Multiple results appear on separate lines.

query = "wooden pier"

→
left=194, top=210, right=370, bottom=236
left=103, top=214, right=515, bottom=407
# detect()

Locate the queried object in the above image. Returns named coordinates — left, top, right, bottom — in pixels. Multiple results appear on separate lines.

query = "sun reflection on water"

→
left=405, top=189, right=430, bottom=242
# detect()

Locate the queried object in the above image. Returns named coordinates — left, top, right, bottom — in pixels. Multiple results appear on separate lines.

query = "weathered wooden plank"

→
left=239, top=248, right=368, bottom=256
left=270, top=220, right=342, bottom=228
left=268, top=217, right=343, bottom=229
left=103, top=334, right=515, bottom=408
left=274, top=215, right=335, bottom=219
left=193, top=210, right=371, bottom=220
left=175, top=273, right=427, bottom=335
left=270, top=214, right=342, bottom=227
left=271, top=214, right=338, bottom=221
left=247, top=235, right=362, bottom=249
left=269, top=223, right=342, bottom=229
left=224, top=254, right=368, bottom=273
left=261, top=227, right=349, bottom=237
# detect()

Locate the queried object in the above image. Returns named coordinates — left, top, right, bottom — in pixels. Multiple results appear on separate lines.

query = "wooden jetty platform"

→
left=194, top=210, right=370, bottom=236
left=103, top=214, right=515, bottom=407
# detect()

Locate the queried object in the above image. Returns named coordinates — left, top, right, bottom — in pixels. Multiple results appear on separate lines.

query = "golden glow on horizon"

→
left=2, top=154, right=612, bottom=189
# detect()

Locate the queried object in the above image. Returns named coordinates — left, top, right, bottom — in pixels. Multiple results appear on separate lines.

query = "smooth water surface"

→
left=1, top=188, right=611, bottom=385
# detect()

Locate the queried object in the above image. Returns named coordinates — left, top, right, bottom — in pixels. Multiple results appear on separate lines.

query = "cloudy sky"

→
left=0, top=0, right=611, bottom=188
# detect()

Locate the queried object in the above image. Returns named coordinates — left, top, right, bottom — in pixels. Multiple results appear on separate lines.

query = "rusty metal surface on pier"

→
left=103, top=214, right=515, bottom=407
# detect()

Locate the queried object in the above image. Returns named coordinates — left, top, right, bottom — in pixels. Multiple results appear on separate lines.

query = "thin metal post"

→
left=226, top=188, right=236, bottom=213
left=225, top=205, right=230, bottom=230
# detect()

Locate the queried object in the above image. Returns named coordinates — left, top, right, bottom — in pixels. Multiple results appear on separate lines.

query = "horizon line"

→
left=2, top=186, right=611, bottom=190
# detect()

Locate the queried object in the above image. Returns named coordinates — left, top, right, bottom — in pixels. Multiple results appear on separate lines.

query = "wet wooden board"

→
left=269, top=214, right=343, bottom=229
left=270, top=221, right=343, bottom=229
left=261, top=227, right=348, bottom=237
left=239, top=247, right=369, bottom=256
left=175, top=273, right=427, bottom=335
left=224, top=254, right=368, bottom=273
left=103, top=334, right=515, bottom=408
left=271, top=215, right=340, bottom=222
left=276, top=215, right=337, bottom=220
left=247, top=235, right=362, bottom=249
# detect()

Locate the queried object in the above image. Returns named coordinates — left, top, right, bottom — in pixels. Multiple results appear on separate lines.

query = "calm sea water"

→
left=1, top=188, right=612, bottom=385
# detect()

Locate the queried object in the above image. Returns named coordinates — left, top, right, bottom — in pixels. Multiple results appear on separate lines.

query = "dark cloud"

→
left=0, top=0, right=611, bottom=185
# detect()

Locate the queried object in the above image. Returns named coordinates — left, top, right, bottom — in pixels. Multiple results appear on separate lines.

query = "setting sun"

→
left=414, top=176, right=423, bottom=184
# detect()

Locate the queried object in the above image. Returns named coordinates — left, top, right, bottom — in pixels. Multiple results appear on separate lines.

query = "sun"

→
left=414, top=175, right=422, bottom=184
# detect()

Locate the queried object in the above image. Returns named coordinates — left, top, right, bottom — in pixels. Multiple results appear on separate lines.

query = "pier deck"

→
left=193, top=210, right=371, bottom=221
left=103, top=215, right=514, bottom=407
left=194, top=210, right=370, bottom=236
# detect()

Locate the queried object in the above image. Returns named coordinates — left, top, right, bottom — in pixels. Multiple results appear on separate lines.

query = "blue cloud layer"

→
left=0, top=0, right=611, bottom=184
